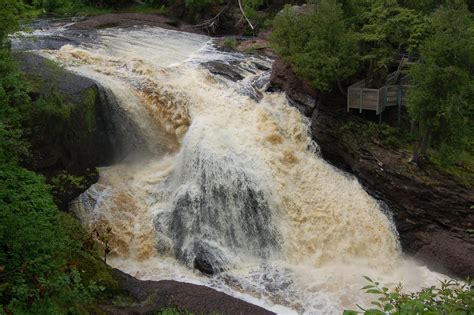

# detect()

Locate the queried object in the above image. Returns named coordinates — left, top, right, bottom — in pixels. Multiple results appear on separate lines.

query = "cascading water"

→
left=21, top=22, right=446, bottom=314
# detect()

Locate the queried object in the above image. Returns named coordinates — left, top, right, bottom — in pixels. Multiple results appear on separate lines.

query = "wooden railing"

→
left=347, top=80, right=408, bottom=115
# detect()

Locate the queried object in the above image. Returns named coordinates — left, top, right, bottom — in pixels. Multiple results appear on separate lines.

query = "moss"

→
left=430, top=150, right=474, bottom=188
left=112, top=295, right=137, bottom=307
left=73, top=86, right=98, bottom=138
left=50, top=168, right=98, bottom=205
left=223, top=38, right=238, bottom=50
left=156, top=308, right=194, bottom=315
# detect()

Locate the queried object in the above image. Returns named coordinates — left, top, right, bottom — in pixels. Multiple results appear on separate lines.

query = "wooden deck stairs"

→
left=347, top=55, right=413, bottom=120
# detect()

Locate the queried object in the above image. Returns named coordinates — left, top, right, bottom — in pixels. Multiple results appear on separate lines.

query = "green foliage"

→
left=271, top=0, right=359, bottom=92
left=0, top=4, right=117, bottom=313
left=398, top=0, right=447, bottom=13
left=82, top=0, right=135, bottom=9
left=0, top=0, right=27, bottom=47
left=407, top=4, right=474, bottom=164
left=31, top=93, right=72, bottom=140
left=184, top=0, right=216, bottom=12
left=156, top=308, right=194, bottom=315
left=340, top=120, right=413, bottom=148
left=242, top=0, right=266, bottom=31
left=144, top=0, right=168, bottom=6
left=0, top=52, right=31, bottom=164
left=345, top=276, right=474, bottom=314
left=357, top=2, right=430, bottom=80
left=0, top=164, right=105, bottom=313
left=30, top=0, right=81, bottom=14
left=24, top=0, right=135, bottom=14
left=223, top=38, right=238, bottom=50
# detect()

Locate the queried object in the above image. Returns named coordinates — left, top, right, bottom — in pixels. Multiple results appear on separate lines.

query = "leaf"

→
left=384, top=303, right=394, bottom=311
left=367, top=289, right=383, bottom=295
left=371, top=301, right=382, bottom=308
left=343, top=311, right=359, bottom=315
left=363, top=276, right=373, bottom=283
left=356, top=304, right=366, bottom=311
left=364, top=309, right=385, bottom=315
left=362, top=285, right=374, bottom=290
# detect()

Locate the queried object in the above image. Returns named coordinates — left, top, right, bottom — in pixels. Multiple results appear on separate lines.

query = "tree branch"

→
left=238, top=0, right=254, bottom=30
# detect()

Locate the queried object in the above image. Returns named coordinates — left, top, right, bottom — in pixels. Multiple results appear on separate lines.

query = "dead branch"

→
left=187, top=2, right=231, bottom=34
left=238, top=0, right=254, bottom=30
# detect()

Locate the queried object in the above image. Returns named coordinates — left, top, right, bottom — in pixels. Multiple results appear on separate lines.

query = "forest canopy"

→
left=271, top=0, right=473, bottom=164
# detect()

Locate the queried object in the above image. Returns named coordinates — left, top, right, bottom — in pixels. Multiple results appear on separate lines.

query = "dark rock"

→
left=192, top=241, right=226, bottom=275
left=163, top=152, right=280, bottom=274
left=194, top=256, right=215, bottom=275
left=271, top=58, right=474, bottom=279
left=102, top=269, right=275, bottom=315
left=269, top=57, right=317, bottom=116
left=203, top=61, right=244, bottom=81
left=310, top=103, right=474, bottom=278
left=414, top=230, right=474, bottom=277
left=16, top=52, right=146, bottom=208
left=70, top=13, right=199, bottom=34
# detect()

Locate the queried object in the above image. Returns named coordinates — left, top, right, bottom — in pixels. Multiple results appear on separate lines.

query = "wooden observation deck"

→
left=347, top=55, right=412, bottom=119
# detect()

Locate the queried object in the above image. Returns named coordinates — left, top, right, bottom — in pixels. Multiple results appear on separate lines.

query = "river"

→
left=14, top=20, right=445, bottom=314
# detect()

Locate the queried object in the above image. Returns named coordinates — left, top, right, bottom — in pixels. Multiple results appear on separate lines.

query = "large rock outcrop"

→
left=102, top=269, right=274, bottom=315
left=269, top=58, right=474, bottom=279
left=17, top=52, right=145, bottom=208
left=268, top=57, right=318, bottom=116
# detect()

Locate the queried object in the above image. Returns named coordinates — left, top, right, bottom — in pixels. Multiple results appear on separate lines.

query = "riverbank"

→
left=102, top=269, right=274, bottom=314
left=214, top=23, right=473, bottom=280
left=12, top=11, right=470, bottom=314
left=268, top=57, right=474, bottom=279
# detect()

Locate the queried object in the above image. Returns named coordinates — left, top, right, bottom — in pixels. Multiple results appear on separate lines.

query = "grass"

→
left=38, top=3, right=168, bottom=18
left=431, top=150, right=474, bottom=188
left=223, top=38, right=238, bottom=50
left=339, top=120, right=474, bottom=187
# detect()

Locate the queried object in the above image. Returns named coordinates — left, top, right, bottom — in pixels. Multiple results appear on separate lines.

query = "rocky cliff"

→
left=269, top=57, right=474, bottom=279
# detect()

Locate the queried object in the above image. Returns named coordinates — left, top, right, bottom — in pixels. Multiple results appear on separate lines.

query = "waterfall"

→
left=29, top=24, right=444, bottom=314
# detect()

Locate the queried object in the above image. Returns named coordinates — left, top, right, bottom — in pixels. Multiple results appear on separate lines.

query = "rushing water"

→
left=17, top=22, right=446, bottom=314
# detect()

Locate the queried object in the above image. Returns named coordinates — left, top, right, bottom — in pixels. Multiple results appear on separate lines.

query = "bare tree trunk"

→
left=367, top=60, right=374, bottom=85
left=411, top=124, right=432, bottom=164
left=238, top=0, right=254, bottom=30
left=337, top=80, right=346, bottom=96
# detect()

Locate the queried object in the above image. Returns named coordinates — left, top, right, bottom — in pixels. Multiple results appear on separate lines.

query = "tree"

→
left=407, top=4, right=474, bottom=164
left=271, top=0, right=359, bottom=93
left=357, top=1, right=429, bottom=85
left=0, top=0, right=27, bottom=48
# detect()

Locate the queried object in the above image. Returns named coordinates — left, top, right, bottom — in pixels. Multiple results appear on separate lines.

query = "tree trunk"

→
left=367, top=60, right=374, bottom=85
left=411, top=124, right=432, bottom=164
left=337, top=80, right=347, bottom=96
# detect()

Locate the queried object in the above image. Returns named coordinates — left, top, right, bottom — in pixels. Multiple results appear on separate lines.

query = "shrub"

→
left=0, top=163, right=105, bottom=313
left=344, top=276, right=474, bottom=314
left=271, top=0, right=359, bottom=92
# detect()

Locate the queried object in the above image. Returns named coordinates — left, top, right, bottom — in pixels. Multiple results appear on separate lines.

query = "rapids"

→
left=20, top=23, right=446, bottom=314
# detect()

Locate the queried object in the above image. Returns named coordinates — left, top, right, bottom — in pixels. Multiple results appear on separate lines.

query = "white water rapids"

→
left=24, top=24, right=446, bottom=314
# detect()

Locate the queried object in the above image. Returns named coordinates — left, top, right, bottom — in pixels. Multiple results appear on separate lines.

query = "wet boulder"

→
left=268, top=57, right=318, bottom=117
left=203, top=61, right=244, bottom=81
left=192, top=241, right=226, bottom=275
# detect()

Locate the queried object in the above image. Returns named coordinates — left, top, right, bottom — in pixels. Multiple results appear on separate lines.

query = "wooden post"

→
left=359, top=89, right=363, bottom=113
left=397, top=86, right=402, bottom=128
left=377, top=88, right=382, bottom=123
left=347, top=89, right=350, bottom=112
